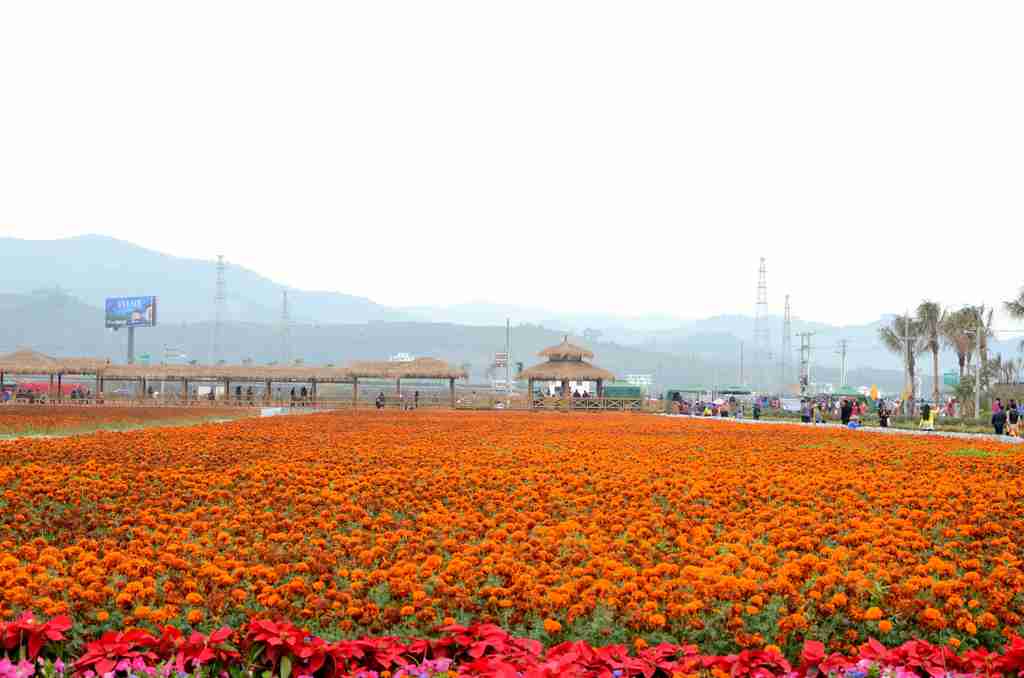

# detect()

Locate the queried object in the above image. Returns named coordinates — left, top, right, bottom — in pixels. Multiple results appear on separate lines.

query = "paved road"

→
left=663, top=413, right=1024, bottom=444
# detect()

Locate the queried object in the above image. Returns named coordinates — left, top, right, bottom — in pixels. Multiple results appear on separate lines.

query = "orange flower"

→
left=0, top=411, right=1021, bottom=653
left=543, top=619, right=562, bottom=634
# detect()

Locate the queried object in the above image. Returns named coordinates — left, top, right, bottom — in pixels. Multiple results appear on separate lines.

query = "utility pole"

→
left=975, top=309, right=982, bottom=418
left=739, top=341, right=744, bottom=385
left=836, top=339, right=849, bottom=388
left=797, top=332, right=814, bottom=396
left=505, top=318, right=511, bottom=402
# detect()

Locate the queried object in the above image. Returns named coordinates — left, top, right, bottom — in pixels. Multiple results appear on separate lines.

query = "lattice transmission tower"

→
left=211, top=255, right=227, bottom=365
left=280, top=289, right=291, bottom=365
left=780, top=294, right=792, bottom=385
left=753, top=257, right=771, bottom=389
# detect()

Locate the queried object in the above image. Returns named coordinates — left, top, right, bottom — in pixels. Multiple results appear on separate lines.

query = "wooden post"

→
left=224, top=379, right=230, bottom=402
left=353, top=377, right=359, bottom=409
left=449, top=378, right=455, bottom=408
left=57, top=374, right=62, bottom=402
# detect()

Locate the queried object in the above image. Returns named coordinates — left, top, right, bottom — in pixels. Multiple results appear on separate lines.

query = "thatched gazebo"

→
left=519, top=337, right=615, bottom=407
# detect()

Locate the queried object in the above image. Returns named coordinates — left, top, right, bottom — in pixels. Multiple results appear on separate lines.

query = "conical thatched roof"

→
left=538, top=337, right=594, bottom=361
left=519, top=360, right=615, bottom=383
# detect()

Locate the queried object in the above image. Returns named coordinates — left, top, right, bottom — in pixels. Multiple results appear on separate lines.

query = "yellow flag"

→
left=870, top=384, right=879, bottom=400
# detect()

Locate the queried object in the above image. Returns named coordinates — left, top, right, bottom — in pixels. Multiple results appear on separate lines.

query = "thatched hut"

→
left=519, top=337, right=615, bottom=405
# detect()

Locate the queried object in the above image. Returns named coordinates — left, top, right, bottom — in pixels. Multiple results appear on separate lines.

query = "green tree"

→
left=1004, top=288, right=1024, bottom=352
left=916, top=301, right=944, bottom=405
left=941, top=308, right=976, bottom=379
left=878, top=314, right=923, bottom=414
left=970, top=305, right=995, bottom=397
left=1004, top=286, right=1024, bottom=320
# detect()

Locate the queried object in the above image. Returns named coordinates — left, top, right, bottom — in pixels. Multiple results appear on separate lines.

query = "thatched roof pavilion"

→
left=0, top=349, right=110, bottom=376
left=0, top=348, right=467, bottom=406
left=520, top=337, right=615, bottom=405
left=348, top=358, right=468, bottom=380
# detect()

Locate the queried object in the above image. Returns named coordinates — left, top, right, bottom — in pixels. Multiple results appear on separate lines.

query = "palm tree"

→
left=879, top=314, right=923, bottom=414
left=970, top=305, right=995, bottom=394
left=916, top=301, right=944, bottom=406
left=1004, top=287, right=1024, bottom=320
left=941, top=308, right=976, bottom=379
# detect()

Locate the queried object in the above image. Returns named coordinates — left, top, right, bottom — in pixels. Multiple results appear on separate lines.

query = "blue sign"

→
left=105, top=296, right=158, bottom=328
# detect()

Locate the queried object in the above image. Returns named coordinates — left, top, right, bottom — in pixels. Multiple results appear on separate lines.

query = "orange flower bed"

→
left=0, top=411, right=1021, bottom=656
left=0, top=405, right=238, bottom=435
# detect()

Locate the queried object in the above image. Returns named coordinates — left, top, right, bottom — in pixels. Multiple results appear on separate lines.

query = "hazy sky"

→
left=2, top=1, right=1022, bottom=326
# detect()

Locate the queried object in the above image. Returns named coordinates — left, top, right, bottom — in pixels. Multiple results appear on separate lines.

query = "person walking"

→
left=800, top=399, right=811, bottom=424
left=414, top=390, right=420, bottom=410
left=993, top=406, right=1007, bottom=435
left=878, top=399, right=889, bottom=428
left=1008, top=399, right=1020, bottom=437
left=814, top=401, right=824, bottom=424
left=919, top=402, right=935, bottom=431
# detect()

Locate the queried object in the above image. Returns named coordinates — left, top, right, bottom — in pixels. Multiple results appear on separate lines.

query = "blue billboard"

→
left=105, top=296, right=158, bottom=329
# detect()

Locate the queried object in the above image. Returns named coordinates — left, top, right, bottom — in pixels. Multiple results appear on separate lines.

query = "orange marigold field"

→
left=1, top=411, right=1022, bottom=656
left=0, top=405, right=243, bottom=435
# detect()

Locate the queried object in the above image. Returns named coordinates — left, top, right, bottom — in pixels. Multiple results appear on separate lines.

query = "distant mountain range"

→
left=0, top=234, right=401, bottom=325
left=2, top=234, right=1021, bottom=391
